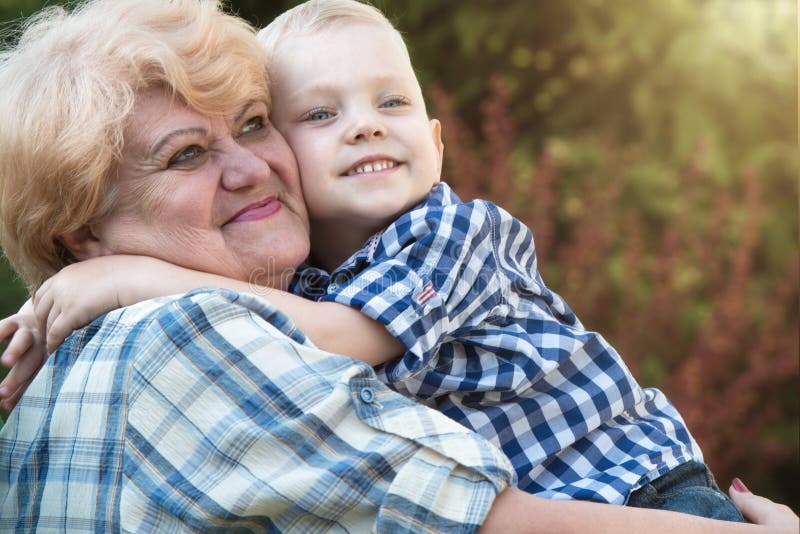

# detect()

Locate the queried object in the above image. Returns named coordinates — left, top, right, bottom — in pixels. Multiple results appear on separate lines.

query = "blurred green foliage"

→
left=0, top=0, right=796, bottom=507
left=0, top=256, right=26, bottom=318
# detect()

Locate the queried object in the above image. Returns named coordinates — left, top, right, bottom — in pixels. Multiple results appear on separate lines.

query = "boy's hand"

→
left=1, top=255, right=193, bottom=413
left=33, top=258, right=123, bottom=354
left=0, top=300, right=46, bottom=413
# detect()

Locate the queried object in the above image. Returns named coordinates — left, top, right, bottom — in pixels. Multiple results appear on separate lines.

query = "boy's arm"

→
left=34, top=255, right=403, bottom=366
left=243, top=290, right=405, bottom=366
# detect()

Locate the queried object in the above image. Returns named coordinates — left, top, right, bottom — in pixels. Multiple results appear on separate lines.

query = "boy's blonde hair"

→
left=0, top=0, right=269, bottom=290
left=258, top=0, right=410, bottom=66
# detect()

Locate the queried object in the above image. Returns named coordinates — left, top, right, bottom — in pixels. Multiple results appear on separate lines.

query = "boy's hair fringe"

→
left=258, top=0, right=410, bottom=65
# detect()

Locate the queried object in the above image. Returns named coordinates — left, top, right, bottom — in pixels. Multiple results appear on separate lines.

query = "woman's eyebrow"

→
left=234, top=100, right=262, bottom=124
left=149, top=127, right=207, bottom=160
left=146, top=100, right=263, bottom=159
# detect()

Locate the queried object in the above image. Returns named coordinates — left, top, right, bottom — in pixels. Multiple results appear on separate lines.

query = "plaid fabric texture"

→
left=291, top=182, right=702, bottom=504
left=0, top=288, right=514, bottom=532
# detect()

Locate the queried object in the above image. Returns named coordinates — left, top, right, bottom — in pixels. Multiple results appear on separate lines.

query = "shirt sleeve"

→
left=319, top=202, right=499, bottom=380
left=121, top=289, right=514, bottom=533
left=320, top=200, right=580, bottom=393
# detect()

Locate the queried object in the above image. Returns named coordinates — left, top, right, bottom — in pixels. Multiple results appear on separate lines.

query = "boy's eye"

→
left=169, top=145, right=205, bottom=166
left=240, top=116, right=264, bottom=134
left=381, top=96, right=410, bottom=108
left=303, top=108, right=335, bottom=121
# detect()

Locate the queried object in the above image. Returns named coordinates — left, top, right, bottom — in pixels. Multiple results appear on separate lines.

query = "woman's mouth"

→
left=227, top=196, right=281, bottom=224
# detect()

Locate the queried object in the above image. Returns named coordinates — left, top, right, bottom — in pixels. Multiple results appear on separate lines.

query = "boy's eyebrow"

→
left=282, top=82, right=338, bottom=102
left=284, top=74, right=412, bottom=101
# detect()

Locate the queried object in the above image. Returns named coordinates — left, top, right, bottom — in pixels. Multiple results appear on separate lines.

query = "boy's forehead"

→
left=281, top=75, right=417, bottom=103
left=275, top=22, right=411, bottom=70
left=271, top=23, right=419, bottom=98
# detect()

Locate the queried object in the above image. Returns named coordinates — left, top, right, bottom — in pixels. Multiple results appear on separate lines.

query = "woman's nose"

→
left=220, top=142, right=271, bottom=191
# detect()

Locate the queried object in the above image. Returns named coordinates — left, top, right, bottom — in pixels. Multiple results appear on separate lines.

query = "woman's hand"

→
left=0, top=299, right=46, bottom=413
left=729, top=478, right=799, bottom=532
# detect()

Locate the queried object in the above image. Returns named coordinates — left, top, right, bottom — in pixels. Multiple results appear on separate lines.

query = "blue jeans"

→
left=627, top=461, right=745, bottom=522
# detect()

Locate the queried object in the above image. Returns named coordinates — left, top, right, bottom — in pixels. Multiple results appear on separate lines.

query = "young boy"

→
left=0, top=0, right=743, bottom=519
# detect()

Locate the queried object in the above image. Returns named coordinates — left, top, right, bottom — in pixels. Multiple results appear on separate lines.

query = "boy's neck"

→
left=308, top=221, right=380, bottom=273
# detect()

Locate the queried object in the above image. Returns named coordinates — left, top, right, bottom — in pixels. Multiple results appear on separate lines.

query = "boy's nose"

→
left=345, top=114, right=387, bottom=144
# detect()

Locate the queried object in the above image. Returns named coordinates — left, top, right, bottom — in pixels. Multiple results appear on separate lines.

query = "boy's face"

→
left=268, top=22, right=444, bottom=235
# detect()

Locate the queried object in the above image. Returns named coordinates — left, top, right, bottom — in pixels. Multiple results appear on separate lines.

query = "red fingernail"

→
left=731, top=478, right=749, bottom=493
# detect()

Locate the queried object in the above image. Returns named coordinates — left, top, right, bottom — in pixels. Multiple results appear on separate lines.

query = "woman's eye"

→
left=168, top=145, right=204, bottom=166
left=304, top=108, right=335, bottom=121
left=240, top=116, right=264, bottom=134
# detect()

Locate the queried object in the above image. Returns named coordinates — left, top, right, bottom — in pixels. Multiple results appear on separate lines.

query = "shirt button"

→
left=359, top=387, right=376, bottom=404
left=327, top=283, right=339, bottom=293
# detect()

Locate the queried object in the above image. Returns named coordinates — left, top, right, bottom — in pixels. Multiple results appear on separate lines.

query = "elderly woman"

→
left=0, top=0, right=795, bottom=531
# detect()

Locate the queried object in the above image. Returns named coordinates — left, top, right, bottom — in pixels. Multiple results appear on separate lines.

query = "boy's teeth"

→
left=347, top=160, right=396, bottom=176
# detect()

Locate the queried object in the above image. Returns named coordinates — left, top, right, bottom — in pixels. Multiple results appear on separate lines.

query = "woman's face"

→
left=92, top=88, right=310, bottom=290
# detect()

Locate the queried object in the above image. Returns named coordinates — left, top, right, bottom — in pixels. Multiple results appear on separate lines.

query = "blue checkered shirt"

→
left=0, top=288, right=514, bottom=532
left=291, top=182, right=703, bottom=504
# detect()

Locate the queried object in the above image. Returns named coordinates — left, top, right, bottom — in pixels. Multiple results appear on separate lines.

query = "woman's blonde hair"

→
left=258, top=0, right=410, bottom=66
left=0, top=0, right=269, bottom=290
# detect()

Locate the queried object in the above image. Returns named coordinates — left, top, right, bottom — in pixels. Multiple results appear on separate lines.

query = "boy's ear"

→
left=58, top=225, right=111, bottom=261
left=429, top=118, right=444, bottom=178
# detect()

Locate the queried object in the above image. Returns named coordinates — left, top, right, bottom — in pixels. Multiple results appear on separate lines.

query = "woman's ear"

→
left=58, top=225, right=111, bottom=261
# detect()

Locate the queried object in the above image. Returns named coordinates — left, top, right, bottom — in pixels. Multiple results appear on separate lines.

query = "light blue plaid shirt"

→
left=0, top=288, right=514, bottom=532
left=291, top=182, right=703, bottom=504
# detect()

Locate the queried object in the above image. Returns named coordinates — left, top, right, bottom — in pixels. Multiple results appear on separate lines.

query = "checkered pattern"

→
left=0, top=288, right=514, bottom=532
left=291, top=182, right=702, bottom=504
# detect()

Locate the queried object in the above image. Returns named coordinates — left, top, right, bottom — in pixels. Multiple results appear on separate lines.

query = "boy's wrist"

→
left=114, top=255, right=163, bottom=307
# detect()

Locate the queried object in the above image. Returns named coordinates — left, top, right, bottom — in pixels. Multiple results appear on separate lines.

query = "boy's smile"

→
left=268, top=22, right=443, bottom=262
left=343, top=157, right=398, bottom=177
